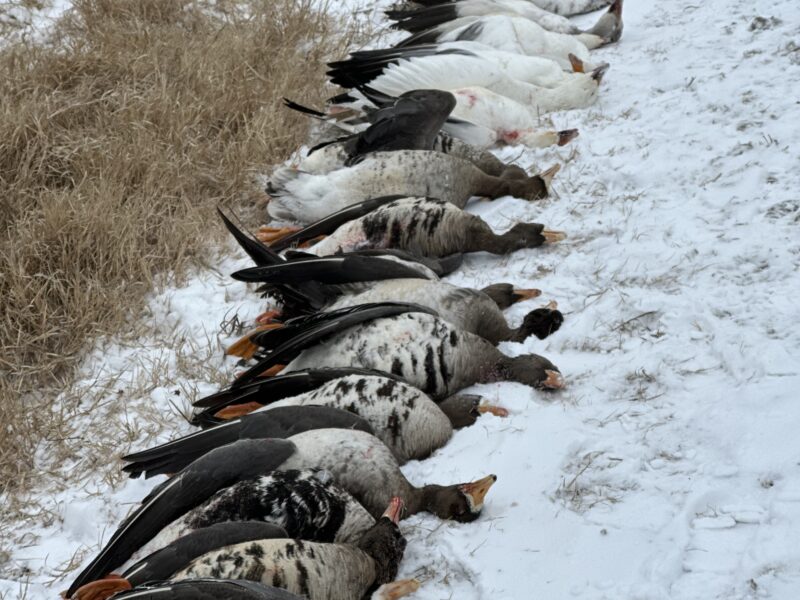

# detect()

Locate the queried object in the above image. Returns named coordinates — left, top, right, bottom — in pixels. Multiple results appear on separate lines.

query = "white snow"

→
left=3, top=0, right=800, bottom=599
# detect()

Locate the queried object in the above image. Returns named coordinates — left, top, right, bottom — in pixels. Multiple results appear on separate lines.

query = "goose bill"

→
left=382, top=496, right=405, bottom=524
left=543, top=369, right=565, bottom=389
left=460, top=474, right=497, bottom=511
left=543, top=230, right=567, bottom=243
left=511, top=288, right=542, bottom=303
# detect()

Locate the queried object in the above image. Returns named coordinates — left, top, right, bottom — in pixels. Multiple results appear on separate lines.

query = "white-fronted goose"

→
left=171, top=498, right=417, bottom=600
left=232, top=303, right=564, bottom=399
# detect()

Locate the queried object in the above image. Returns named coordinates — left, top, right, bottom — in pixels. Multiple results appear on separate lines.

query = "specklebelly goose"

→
left=70, top=522, right=289, bottom=600
left=231, top=303, right=564, bottom=399
left=170, top=498, right=418, bottom=600
left=67, top=443, right=376, bottom=597
left=90, top=579, right=306, bottom=600
left=266, top=196, right=564, bottom=259
left=180, top=374, right=508, bottom=463
left=128, top=432, right=497, bottom=521
left=229, top=267, right=563, bottom=348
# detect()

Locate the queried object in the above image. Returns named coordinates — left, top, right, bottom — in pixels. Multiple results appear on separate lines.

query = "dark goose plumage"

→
left=66, top=440, right=297, bottom=597
left=105, top=579, right=304, bottom=600
left=170, top=498, right=410, bottom=600
left=121, top=405, right=372, bottom=477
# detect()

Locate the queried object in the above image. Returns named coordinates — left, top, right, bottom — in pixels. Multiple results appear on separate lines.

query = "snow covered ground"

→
left=3, top=0, right=800, bottom=599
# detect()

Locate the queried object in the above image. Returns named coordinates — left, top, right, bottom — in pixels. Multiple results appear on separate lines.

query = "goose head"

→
left=582, top=0, right=624, bottom=47
left=512, top=302, right=565, bottom=343
left=517, top=128, right=579, bottom=149
left=497, top=353, right=564, bottom=390
left=438, top=394, right=508, bottom=428
left=502, top=163, right=561, bottom=200
left=421, top=474, right=497, bottom=522
left=357, top=497, right=407, bottom=585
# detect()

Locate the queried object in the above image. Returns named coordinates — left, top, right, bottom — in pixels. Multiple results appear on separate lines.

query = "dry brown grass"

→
left=0, top=0, right=362, bottom=498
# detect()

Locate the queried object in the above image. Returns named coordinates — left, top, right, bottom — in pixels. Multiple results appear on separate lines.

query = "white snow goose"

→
left=395, top=10, right=621, bottom=71
left=265, top=150, right=557, bottom=225
left=413, top=0, right=614, bottom=18
left=286, top=88, right=572, bottom=172
left=327, top=44, right=608, bottom=114
left=388, top=0, right=623, bottom=43
left=293, top=88, right=456, bottom=175
left=230, top=302, right=565, bottom=399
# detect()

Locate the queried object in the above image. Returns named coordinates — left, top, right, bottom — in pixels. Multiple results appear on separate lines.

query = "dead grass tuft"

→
left=0, top=0, right=362, bottom=496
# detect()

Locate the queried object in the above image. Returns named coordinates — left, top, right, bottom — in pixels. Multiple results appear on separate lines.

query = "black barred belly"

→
left=284, top=314, right=464, bottom=400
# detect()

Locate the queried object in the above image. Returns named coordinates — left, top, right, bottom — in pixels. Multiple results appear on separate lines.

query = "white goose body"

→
left=531, top=0, right=612, bottom=16
left=258, top=375, right=453, bottom=463
left=369, top=42, right=576, bottom=89
left=448, top=86, right=582, bottom=146
left=415, top=0, right=584, bottom=34
left=297, top=143, right=349, bottom=175
left=172, top=538, right=381, bottom=600
left=362, top=52, right=601, bottom=111
left=426, top=15, right=601, bottom=70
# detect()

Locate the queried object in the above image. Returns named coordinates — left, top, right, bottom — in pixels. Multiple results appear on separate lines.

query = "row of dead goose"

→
left=65, top=0, right=623, bottom=598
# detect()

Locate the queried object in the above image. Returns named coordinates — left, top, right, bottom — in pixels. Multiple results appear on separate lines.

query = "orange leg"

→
left=259, top=363, right=286, bottom=378
left=214, top=401, right=264, bottom=420
left=70, top=576, right=131, bottom=600
left=256, top=309, right=283, bottom=325
left=226, top=323, right=282, bottom=359
left=298, top=234, right=327, bottom=248
left=256, top=225, right=301, bottom=244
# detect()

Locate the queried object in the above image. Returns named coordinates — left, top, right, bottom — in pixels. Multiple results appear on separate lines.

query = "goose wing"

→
left=66, top=439, right=296, bottom=596
left=109, top=579, right=303, bottom=600
left=232, top=303, right=438, bottom=388
left=268, top=195, right=405, bottom=251
left=347, top=89, right=456, bottom=162
left=122, top=521, right=287, bottom=586
left=123, top=407, right=372, bottom=478
left=232, top=255, right=434, bottom=286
